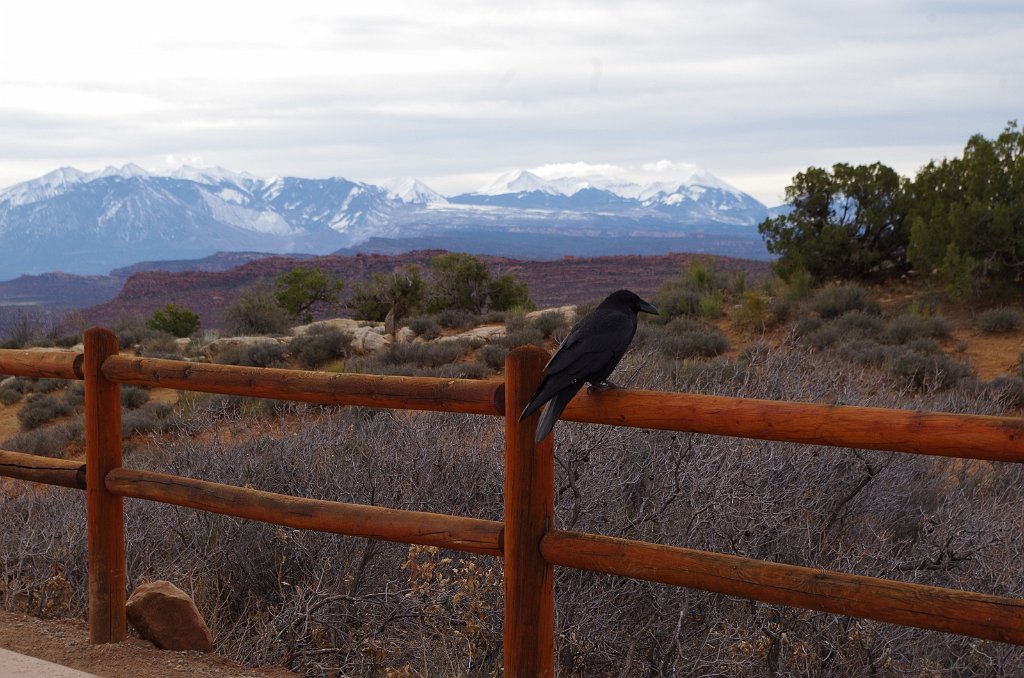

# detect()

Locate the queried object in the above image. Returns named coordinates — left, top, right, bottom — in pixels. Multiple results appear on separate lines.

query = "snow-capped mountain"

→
left=0, top=163, right=771, bottom=278
left=380, top=177, right=448, bottom=205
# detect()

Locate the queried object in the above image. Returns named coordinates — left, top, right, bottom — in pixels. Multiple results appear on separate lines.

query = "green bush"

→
left=18, top=394, right=73, bottom=430
left=810, top=284, right=880, bottom=319
left=223, top=284, right=291, bottom=336
left=146, top=303, right=201, bottom=338
left=977, top=308, right=1024, bottom=334
left=274, top=266, right=344, bottom=322
left=289, top=327, right=352, bottom=369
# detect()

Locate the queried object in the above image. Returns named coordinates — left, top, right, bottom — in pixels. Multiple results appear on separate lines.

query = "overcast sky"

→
left=1, top=1, right=1021, bottom=205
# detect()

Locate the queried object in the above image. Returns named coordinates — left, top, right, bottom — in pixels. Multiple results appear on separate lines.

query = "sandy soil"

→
left=0, top=610, right=295, bottom=677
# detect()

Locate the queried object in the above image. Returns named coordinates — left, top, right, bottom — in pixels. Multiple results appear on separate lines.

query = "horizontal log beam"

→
left=0, top=448, right=86, bottom=489
left=542, top=529, right=1024, bottom=645
left=105, top=467, right=504, bottom=557
left=563, top=389, right=1024, bottom=462
left=102, top=355, right=505, bottom=416
left=0, top=349, right=82, bottom=380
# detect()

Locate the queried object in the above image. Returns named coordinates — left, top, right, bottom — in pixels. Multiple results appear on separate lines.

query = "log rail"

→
left=3, top=331, right=1024, bottom=674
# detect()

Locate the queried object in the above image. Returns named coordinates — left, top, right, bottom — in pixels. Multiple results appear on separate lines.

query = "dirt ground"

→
left=0, top=610, right=296, bottom=677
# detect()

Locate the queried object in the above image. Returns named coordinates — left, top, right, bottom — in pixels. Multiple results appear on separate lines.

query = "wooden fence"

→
left=2, top=327, right=1024, bottom=676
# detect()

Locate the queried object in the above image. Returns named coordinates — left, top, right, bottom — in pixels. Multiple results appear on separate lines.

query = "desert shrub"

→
left=644, top=325, right=729, bottom=359
left=0, top=385, right=22, bottom=405
left=977, top=307, right=1024, bottom=334
left=810, top=283, right=880, bottom=319
left=17, top=394, right=73, bottom=430
left=800, top=311, right=883, bottom=350
left=63, top=382, right=85, bottom=408
left=122, top=403, right=179, bottom=437
left=137, top=331, right=181, bottom=359
left=51, top=331, right=82, bottom=348
left=698, top=290, right=724, bottom=318
left=904, top=337, right=942, bottom=355
left=531, top=311, right=569, bottom=339
left=657, top=287, right=701, bottom=318
left=501, top=314, right=545, bottom=349
left=838, top=338, right=889, bottom=365
left=482, top=310, right=509, bottom=324
left=112, top=314, right=153, bottom=349
left=435, top=308, right=479, bottom=330
left=477, top=343, right=509, bottom=370
left=794, top=316, right=824, bottom=338
left=882, top=314, right=953, bottom=344
left=348, top=339, right=475, bottom=376
left=222, top=284, right=291, bottom=336
left=27, top=378, right=67, bottom=394
left=887, top=347, right=971, bottom=389
left=214, top=341, right=288, bottom=368
left=2, top=420, right=83, bottom=457
left=990, top=376, right=1024, bottom=409
left=406, top=315, right=442, bottom=340
left=120, top=386, right=151, bottom=410
left=732, top=291, right=771, bottom=331
left=289, top=327, right=351, bottom=369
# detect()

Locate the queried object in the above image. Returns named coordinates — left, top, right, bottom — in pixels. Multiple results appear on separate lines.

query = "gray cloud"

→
left=1, top=1, right=1021, bottom=204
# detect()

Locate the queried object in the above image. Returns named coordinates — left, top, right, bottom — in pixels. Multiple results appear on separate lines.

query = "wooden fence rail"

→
left=2, top=330, right=1024, bottom=675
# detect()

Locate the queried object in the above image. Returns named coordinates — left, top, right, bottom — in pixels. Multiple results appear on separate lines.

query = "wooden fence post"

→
left=84, top=327, right=126, bottom=643
left=504, top=346, right=555, bottom=677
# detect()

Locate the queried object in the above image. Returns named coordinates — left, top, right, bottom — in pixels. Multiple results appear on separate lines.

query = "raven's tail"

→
left=533, top=388, right=575, bottom=443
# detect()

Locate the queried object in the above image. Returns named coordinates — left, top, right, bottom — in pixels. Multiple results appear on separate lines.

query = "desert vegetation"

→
left=3, top=255, right=1024, bottom=676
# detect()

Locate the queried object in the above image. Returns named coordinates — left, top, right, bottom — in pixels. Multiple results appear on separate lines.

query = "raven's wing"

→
left=519, top=307, right=635, bottom=421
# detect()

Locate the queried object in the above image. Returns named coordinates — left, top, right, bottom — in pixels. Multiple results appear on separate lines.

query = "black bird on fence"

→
left=520, top=289, right=659, bottom=442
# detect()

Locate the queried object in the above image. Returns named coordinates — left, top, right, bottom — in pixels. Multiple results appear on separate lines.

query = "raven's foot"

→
left=587, top=380, right=619, bottom=393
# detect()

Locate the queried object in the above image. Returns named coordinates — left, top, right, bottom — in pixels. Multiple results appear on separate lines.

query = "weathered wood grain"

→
left=84, top=328, right=126, bottom=643
left=542, top=530, right=1024, bottom=645
left=563, top=389, right=1024, bottom=462
left=104, top=467, right=504, bottom=557
left=102, top=355, right=505, bottom=415
left=503, top=346, right=555, bottom=677
left=0, top=448, right=86, bottom=489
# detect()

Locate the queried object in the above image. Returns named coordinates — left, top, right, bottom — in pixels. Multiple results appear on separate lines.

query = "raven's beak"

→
left=638, top=300, right=659, bottom=315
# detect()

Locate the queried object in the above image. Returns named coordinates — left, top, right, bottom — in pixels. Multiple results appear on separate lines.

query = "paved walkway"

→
left=0, top=648, right=98, bottom=677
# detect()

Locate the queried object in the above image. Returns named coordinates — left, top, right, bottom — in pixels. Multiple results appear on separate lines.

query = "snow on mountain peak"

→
left=476, top=169, right=561, bottom=196
left=166, top=165, right=260, bottom=186
left=380, top=177, right=448, bottom=204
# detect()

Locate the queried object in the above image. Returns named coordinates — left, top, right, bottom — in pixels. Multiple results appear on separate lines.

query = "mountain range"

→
left=0, top=163, right=777, bottom=280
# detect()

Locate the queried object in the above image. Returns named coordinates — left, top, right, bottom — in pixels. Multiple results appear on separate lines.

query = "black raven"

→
left=519, top=289, right=659, bottom=442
